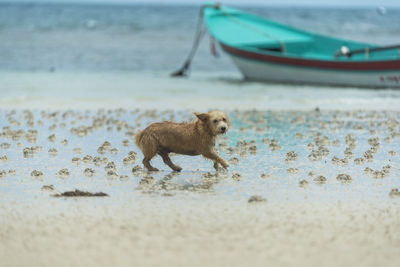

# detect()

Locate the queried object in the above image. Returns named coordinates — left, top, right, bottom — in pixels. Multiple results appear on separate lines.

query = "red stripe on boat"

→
left=220, top=43, right=400, bottom=71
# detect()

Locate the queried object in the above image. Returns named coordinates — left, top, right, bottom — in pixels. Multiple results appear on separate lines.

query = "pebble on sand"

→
left=48, top=148, right=58, bottom=156
left=132, top=165, right=142, bottom=173
left=260, top=173, right=270, bottom=179
left=285, top=151, right=298, bottom=162
left=229, top=157, right=239, bottom=165
left=232, top=173, right=242, bottom=181
left=0, top=142, right=10, bottom=149
left=336, top=173, right=352, bottom=183
left=314, top=175, right=327, bottom=184
left=389, top=188, right=400, bottom=198
left=0, top=170, right=7, bottom=178
left=299, top=179, right=309, bottom=187
left=57, top=168, right=70, bottom=178
left=287, top=167, right=299, bottom=174
left=122, top=140, right=130, bottom=147
left=41, top=185, right=55, bottom=191
left=31, top=170, right=43, bottom=178
left=84, top=168, right=95, bottom=177
left=106, top=170, right=119, bottom=179
left=61, top=139, right=68, bottom=145
left=248, top=195, right=267, bottom=203
left=82, top=155, right=93, bottom=163
left=71, top=157, right=80, bottom=164
left=48, top=134, right=56, bottom=142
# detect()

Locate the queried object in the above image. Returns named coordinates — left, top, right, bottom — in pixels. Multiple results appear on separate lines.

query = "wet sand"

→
left=1, top=199, right=400, bottom=267
left=1, top=108, right=400, bottom=267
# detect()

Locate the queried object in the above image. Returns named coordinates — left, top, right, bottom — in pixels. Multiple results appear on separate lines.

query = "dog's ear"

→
left=194, top=112, right=208, bottom=122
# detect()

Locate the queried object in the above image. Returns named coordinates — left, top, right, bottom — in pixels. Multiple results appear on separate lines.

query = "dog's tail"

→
left=134, top=130, right=144, bottom=151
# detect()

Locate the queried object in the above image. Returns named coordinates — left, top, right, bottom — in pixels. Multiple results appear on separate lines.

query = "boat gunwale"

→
left=220, top=42, right=400, bottom=71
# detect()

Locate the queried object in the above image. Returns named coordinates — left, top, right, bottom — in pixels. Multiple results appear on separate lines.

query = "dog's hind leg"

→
left=143, top=156, right=158, bottom=172
left=141, top=136, right=159, bottom=171
left=159, top=152, right=182, bottom=172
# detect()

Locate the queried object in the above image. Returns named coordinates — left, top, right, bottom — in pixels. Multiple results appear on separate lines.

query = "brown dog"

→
left=135, top=111, right=230, bottom=172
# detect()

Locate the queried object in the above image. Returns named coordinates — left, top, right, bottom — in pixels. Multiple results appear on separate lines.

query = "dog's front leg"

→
left=213, top=161, right=219, bottom=171
left=203, top=150, right=229, bottom=170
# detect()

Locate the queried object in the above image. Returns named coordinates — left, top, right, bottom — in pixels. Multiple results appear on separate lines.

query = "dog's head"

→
left=195, top=111, right=229, bottom=136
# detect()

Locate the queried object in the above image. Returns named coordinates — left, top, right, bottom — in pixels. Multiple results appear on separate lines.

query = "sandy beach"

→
left=1, top=199, right=400, bottom=267
left=1, top=107, right=400, bottom=267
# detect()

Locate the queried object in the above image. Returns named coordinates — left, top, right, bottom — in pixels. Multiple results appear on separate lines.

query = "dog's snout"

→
left=221, top=126, right=226, bottom=132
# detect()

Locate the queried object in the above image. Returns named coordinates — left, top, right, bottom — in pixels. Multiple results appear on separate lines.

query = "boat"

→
left=174, top=3, right=400, bottom=88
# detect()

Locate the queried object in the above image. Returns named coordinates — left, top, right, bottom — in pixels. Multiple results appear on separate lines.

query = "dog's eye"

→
left=213, top=119, right=218, bottom=123
left=222, top=118, right=226, bottom=122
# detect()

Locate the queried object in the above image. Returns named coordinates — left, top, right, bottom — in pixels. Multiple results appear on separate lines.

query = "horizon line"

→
left=0, top=1, right=400, bottom=8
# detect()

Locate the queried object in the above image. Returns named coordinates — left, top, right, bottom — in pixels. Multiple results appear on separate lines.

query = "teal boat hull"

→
left=204, top=4, right=400, bottom=88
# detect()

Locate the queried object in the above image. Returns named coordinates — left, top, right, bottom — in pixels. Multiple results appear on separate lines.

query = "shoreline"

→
left=2, top=71, right=400, bottom=111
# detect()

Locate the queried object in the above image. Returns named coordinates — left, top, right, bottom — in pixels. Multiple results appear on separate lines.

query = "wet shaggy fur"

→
left=135, top=111, right=230, bottom=172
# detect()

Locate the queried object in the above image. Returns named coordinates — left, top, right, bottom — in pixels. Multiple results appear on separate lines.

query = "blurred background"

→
left=1, top=0, right=400, bottom=72
left=1, top=0, right=400, bottom=110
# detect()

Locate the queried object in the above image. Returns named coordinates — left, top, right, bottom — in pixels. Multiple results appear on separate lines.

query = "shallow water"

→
left=1, top=108, right=399, bottom=208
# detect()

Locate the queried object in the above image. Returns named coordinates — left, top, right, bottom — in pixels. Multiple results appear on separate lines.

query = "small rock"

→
left=132, top=165, right=142, bottom=173
left=61, top=139, right=68, bottom=145
left=314, top=175, right=327, bottom=184
left=232, top=173, right=242, bottom=181
left=336, top=173, right=352, bottom=183
left=287, top=167, right=299, bottom=174
left=389, top=188, right=400, bottom=198
left=122, top=140, right=130, bottom=147
left=31, top=170, right=43, bottom=178
left=106, top=170, right=119, bottom=179
left=71, top=157, right=80, bottom=164
left=0, top=143, right=11, bottom=149
left=299, top=179, right=309, bottom=187
left=364, top=167, right=374, bottom=175
left=84, top=168, right=95, bottom=177
left=228, top=157, right=239, bottom=164
left=260, top=173, right=270, bottom=179
left=285, top=151, right=298, bottom=162
left=57, top=168, right=70, bottom=178
left=41, top=185, right=54, bottom=191
left=48, top=134, right=56, bottom=142
left=248, top=195, right=267, bottom=203
left=48, top=148, right=58, bottom=156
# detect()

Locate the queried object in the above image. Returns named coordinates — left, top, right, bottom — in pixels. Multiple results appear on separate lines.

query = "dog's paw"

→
left=222, top=161, right=229, bottom=169
left=173, top=166, right=182, bottom=172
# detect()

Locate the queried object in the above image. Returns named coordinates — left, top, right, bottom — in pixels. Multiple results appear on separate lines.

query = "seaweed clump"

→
left=53, top=189, right=108, bottom=197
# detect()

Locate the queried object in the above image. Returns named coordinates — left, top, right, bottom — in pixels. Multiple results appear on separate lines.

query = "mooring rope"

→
left=171, top=3, right=286, bottom=77
left=170, top=6, right=207, bottom=77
